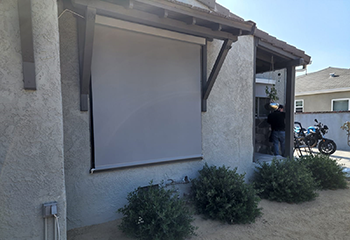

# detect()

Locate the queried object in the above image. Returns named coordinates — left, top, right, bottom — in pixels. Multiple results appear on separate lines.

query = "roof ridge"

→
left=297, top=67, right=350, bottom=78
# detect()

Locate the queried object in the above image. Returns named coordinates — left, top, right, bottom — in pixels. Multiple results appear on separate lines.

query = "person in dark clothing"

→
left=267, top=104, right=285, bottom=156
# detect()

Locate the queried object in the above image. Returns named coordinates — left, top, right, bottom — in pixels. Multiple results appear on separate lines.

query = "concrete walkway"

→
left=254, top=149, right=350, bottom=168
left=327, top=149, right=350, bottom=168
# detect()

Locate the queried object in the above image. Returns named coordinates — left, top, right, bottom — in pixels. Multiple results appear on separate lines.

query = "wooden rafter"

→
left=274, top=58, right=304, bottom=69
left=72, top=0, right=240, bottom=40
left=134, top=0, right=254, bottom=32
left=258, top=40, right=296, bottom=60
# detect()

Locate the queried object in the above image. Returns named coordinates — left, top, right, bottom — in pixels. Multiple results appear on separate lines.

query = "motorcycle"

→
left=303, top=119, right=337, bottom=155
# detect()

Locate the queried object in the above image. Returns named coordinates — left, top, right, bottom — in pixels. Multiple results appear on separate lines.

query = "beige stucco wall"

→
left=59, top=12, right=255, bottom=230
left=296, top=91, right=350, bottom=112
left=0, top=0, right=67, bottom=239
left=203, top=36, right=255, bottom=174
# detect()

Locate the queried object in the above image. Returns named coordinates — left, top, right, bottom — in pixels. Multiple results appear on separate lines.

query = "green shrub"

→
left=117, top=181, right=196, bottom=240
left=191, top=163, right=262, bottom=224
left=253, top=158, right=318, bottom=203
left=298, top=154, right=348, bottom=190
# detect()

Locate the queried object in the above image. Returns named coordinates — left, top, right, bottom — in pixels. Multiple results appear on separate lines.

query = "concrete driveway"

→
left=325, top=149, right=350, bottom=168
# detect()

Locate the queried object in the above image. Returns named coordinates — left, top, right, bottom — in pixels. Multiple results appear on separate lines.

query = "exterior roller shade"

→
left=91, top=24, right=202, bottom=170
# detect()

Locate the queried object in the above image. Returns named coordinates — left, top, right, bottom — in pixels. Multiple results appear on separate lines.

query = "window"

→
left=255, top=97, right=271, bottom=118
left=90, top=19, right=204, bottom=171
left=332, top=98, right=350, bottom=111
left=295, top=100, right=304, bottom=112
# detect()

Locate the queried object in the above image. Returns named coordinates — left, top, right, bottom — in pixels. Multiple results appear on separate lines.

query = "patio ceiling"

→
left=255, top=29, right=311, bottom=73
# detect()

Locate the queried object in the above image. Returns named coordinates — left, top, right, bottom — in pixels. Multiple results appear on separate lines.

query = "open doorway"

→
left=254, top=70, right=286, bottom=157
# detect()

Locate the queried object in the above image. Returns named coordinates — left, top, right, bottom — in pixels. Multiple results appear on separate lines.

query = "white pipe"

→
left=54, top=214, right=61, bottom=240
left=54, top=217, right=57, bottom=240
left=44, top=218, right=47, bottom=240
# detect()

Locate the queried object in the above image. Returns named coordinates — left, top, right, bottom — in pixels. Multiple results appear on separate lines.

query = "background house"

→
left=0, top=0, right=310, bottom=239
left=295, top=67, right=350, bottom=112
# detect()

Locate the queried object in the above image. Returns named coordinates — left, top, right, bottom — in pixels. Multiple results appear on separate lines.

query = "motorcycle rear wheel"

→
left=318, top=140, right=336, bottom=155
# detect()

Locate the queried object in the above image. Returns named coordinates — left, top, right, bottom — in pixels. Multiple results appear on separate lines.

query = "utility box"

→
left=42, top=202, right=57, bottom=218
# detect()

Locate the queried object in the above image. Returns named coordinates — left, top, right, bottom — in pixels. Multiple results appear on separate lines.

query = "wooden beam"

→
left=72, top=0, right=240, bottom=40
left=201, top=43, right=207, bottom=112
left=113, top=0, right=134, bottom=9
left=203, top=39, right=234, bottom=101
left=96, top=15, right=205, bottom=45
left=80, top=7, right=96, bottom=111
left=134, top=0, right=254, bottom=32
left=258, top=40, right=296, bottom=60
left=156, top=9, right=168, bottom=18
left=18, top=0, right=36, bottom=90
left=80, top=93, right=89, bottom=111
left=127, top=0, right=134, bottom=9
left=211, top=23, right=222, bottom=31
left=77, top=17, right=84, bottom=78
left=274, top=58, right=304, bottom=69
left=231, top=29, right=242, bottom=36
left=250, top=22, right=257, bottom=35
left=197, top=0, right=216, bottom=9
left=185, top=16, right=196, bottom=25
left=256, top=48, right=274, bottom=63
left=285, top=66, right=296, bottom=158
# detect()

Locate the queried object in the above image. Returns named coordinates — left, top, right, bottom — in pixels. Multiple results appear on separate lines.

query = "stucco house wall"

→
left=204, top=35, right=255, bottom=176
left=59, top=12, right=255, bottom=230
left=256, top=69, right=287, bottom=104
left=296, top=91, right=350, bottom=112
left=1, top=0, right=308, bottom=236
left=0, top=0, right=67, bottom=239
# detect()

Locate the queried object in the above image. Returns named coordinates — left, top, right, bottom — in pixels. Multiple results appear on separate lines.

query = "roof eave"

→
left=296, top=87, right=350, bottom=96
left=255, top=29, right=311, bottom=64
left=255, top=28, right=311, bottom=73
left=71, top=0, right=256, bottom=40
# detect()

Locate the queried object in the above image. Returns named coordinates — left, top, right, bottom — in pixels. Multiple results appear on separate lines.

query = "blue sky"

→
left=217, top=0, right=350, bottom=74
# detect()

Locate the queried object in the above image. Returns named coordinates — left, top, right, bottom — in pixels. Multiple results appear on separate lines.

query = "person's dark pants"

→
left=272, top=130, right=285, bottom=156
